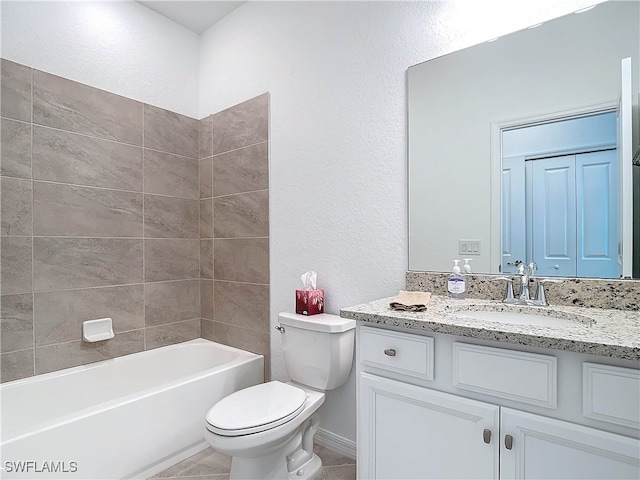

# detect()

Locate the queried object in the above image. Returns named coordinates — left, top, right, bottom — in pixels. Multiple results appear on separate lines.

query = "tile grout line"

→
left=30, top=64, right=36, bottom=377
left=30, top=178, right=200, bottom=201
left=142, top=104, right=146, bottom=352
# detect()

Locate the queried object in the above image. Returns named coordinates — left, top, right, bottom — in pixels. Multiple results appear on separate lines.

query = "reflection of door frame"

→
left=490, top=101, right=618, bottom=274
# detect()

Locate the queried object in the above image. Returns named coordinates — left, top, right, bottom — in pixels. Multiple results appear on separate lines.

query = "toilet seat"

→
left=206, top=381, right=307, bottom=437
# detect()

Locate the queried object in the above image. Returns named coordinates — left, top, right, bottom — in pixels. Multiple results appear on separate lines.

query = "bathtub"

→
left=0, top=339, right=263, bottom=479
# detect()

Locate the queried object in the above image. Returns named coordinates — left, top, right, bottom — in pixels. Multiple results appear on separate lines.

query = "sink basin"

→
left=446, top=304, right=595, bottom=328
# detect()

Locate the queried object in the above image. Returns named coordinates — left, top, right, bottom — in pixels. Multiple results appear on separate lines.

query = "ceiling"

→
left=137, top=1, right=245, bottom=34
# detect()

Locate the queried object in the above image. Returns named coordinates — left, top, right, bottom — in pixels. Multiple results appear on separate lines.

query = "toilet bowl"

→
left=204, top=312, right=356, bottom=480
left=205, top=381, right=325, bottom=479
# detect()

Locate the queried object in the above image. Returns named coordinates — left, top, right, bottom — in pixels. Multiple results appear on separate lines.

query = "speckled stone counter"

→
left=406, top=271, right=640, bottom=311
left=340, top=295, right=640, bottom=361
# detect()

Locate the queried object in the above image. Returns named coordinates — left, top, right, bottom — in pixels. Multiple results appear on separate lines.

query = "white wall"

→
left=0, top=0, right=200, bottom=118
left=198, top=0, right=597, bottom=443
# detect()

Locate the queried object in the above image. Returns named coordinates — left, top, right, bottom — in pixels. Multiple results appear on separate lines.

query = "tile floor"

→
left=150, top=444, right=356, bottom=480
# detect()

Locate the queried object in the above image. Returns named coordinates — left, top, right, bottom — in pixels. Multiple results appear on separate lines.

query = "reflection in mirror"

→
left=408, top=1, right=639, bottom=279
left=501, top=111, right=618, bottom=278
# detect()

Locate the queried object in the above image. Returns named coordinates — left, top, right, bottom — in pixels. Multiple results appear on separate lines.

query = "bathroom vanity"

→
left=341, top=295, right=639, bottom=480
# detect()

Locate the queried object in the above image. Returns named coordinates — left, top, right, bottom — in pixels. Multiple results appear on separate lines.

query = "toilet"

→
left=204, top=312, right=356, bottom=480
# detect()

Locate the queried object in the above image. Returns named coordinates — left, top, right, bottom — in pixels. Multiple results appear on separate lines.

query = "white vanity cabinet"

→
left=357, top=325, right=640, bottom=480
left=359, top=373, right=499, bottom=479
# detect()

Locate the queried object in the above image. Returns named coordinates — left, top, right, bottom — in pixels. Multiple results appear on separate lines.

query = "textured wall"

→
left=0, top=59, right=200, bottom=382
left=198, top=0, right=597, bottom=443
left=0, top=1, right=200, bottom=118
left=199, top=94, right=271, bottom=381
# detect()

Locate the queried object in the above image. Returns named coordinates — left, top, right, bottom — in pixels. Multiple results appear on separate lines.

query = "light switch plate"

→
left=459, top=240, right=481, bottom=255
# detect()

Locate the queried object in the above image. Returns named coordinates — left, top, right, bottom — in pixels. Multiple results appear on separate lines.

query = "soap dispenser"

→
left=447, top=260, right=466, bottom=300
left=462, top=258, right=473, bottom=274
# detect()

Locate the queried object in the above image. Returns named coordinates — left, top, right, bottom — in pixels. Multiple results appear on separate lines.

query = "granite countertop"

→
left=340, top=295, right=640, bottom=361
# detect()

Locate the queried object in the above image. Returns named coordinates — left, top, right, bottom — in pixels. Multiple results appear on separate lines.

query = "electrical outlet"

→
left=459, top=240, right=481, bottom=255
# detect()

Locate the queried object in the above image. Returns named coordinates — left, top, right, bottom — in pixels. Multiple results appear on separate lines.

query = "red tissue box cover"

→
left=295, top=289, right=324, bottom=315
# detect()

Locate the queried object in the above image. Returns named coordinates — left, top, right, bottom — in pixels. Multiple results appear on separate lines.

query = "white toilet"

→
left=204, top=312, right=356, bottom=480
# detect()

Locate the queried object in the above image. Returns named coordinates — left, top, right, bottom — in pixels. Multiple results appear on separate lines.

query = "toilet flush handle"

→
left=275, top=325, right=285, bottom=334
left=384, top=348, right=396, bottom=357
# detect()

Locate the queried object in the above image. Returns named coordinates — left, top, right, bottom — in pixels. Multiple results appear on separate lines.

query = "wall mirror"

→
left=408, top=0, right=639, bottom=279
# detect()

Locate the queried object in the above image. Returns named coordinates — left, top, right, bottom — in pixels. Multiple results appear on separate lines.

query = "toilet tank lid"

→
left=278, top=312, right=356, bottom=333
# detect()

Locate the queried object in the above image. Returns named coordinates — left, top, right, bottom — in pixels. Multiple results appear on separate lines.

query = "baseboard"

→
left=315, top=428, right=356, bottom=460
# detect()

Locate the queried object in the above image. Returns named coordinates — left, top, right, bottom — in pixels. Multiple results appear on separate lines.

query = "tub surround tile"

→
left=200, top=240, right=214, bottom=279
left=1, top=118, right=32, bottom=178
left=33, top=182, right=143, bottom=237
left=199, top=115, right=213, bottom=159
left=214, top=281, right=269, bottom=332
left=199, top=157, right=213, bottom=199
left=1, top=237, right=33, bottom=295
left=214, top=190, right=269, bottom=238
left=200, top=199, right=214, bottom=238
left=34, top=329, right=144, bottom=374
left=213, top=322, right=270, bottom=380
left=213, top=322, right=269, bottom=358
left=406, top=272, right=640, bottom=311
left=201, top=319, right=215, bottom=341
left=32, top=69, right=143, bottom=145
left=145, top=280, right=200, bottom=327
left=32, top=125, right=143, bottom=191
left=144, top=239, right=199, bottom=282
left=211, top=93, right=268, bottom=155
left=1, top=59, right=31, bottom=122
left=33, top=238, right=143, bottom=291
left=1, top=177, right=32, bottom=235
left=33, top=285, right=144, bottom=347
left=1, top=294, right=34, bottom=352
left=144, top=104, right=198, bottom=158
left=1, top=349, right=34, bottom=383
left=144, top=150, right=199, bottom=199
left=144, top=195, right=199, bottom=239
left=201, top=280, right=214, bottom=321
left=144, top=319, right=200, bottom=350
left=212, top=142, right=268, bottom=197
left=213, top=238, right=269, bottom=284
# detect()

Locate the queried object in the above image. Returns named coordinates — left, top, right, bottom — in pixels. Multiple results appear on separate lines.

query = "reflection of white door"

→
left=502, top=156, right=526, bottom=272
left=531, top=155, right=576, bottom=277
left=531, top=150, right=619, bottom=278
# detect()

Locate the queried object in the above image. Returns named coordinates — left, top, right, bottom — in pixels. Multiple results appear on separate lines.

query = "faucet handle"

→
left=492, top=276, right=516, bottom=303
left=527, top=261, right=538, bottom=275
left=535, top=278, right=563, bottom=306
left=539, top=278, right=563, bottom=285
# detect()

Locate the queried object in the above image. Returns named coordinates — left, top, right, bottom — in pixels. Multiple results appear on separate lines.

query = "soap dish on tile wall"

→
left=82, top=318, right=115, bottom=342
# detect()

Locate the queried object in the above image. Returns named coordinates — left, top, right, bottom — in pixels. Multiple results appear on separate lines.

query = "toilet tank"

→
left=278, top=312, right=356, bottom=391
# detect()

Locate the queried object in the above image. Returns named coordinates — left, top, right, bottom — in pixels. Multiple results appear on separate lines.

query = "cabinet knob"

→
left=483, top=429, right=491, bottom=444
left=505, top=434, right=514, bottom=450
left=384, top=348, right=396, bottom=357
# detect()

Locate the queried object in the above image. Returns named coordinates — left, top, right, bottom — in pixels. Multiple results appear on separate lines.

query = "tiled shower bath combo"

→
left=0, top=58, right=270, bottom=382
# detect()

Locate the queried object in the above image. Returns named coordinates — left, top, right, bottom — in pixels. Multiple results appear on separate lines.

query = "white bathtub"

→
left=0, top=339, right=264, bottom=479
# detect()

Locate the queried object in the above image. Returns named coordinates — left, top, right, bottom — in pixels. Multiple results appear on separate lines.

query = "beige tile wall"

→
left=0, top=59, right=201, bottom=382
left=199, top=94, right=271, bottom=380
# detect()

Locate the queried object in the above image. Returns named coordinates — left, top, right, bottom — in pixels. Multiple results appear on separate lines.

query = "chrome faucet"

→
left=497, top=260, right=565, bottom=306
left=516, top=261, right=537, bottom=302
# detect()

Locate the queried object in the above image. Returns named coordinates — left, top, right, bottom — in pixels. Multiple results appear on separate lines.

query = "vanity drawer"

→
left=583, top=362, right=640, bottom=429
left=453, top=343, right=557, bottom=408
left=360, top=327, right=434, bottom=381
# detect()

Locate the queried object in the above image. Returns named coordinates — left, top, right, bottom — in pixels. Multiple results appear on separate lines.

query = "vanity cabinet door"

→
left=500, top=408, right=640, bottom=480
left=359, top=373, right=499, bottom=479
